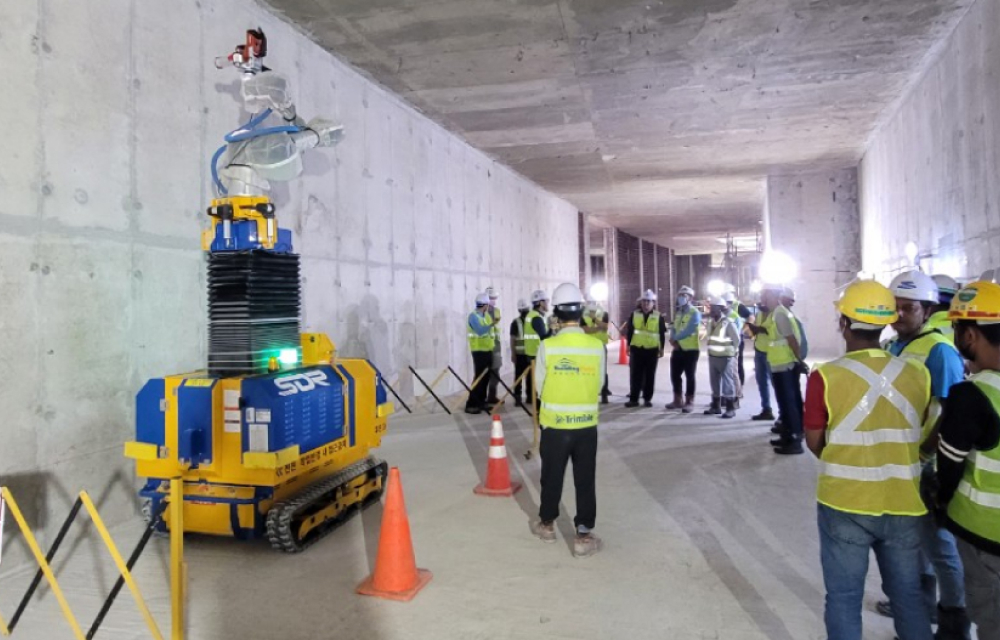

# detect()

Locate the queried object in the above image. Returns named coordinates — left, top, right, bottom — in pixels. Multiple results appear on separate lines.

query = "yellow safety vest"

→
left=755, top=310, right=772, bottom=353
left=707, top=318, right=737, bottom=357
left=583, top=312, right=609, bottom=344
left=513, top=316, right=527, bottom=355
left=924, top=311, right=954, bottom=342
left=947, top=370, right=1000, bottom=545
left=538, top=332, right=604, bottom=429
left=630, top=310, right=662, bottom=349
left=816, top=349, right=931, bottom=516
left=887, top=329, right=958, bottom=433
left=524, top=310, right=543, bottom=357
left=764, top=305, right=801, bottom=368
left=673, top=307, right=700, bottom=351
left=488, top=306, right=502, bottom=344
left=467, top=312, right=495, bottom=352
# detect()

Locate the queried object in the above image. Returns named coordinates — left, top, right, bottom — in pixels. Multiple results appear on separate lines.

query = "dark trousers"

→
left=737, top=339, right=746, bottom=386
left=629, top=347, right=659, bottom=402
left=772, top=369, right=804, bottom=441
left=539, top=426, right=598, bottom=531
left=602, top=359, right=610, bottom=399
left=670, top=349, right=700, bottom=397
left=513, top=354, right=533, bottom=403
left=466, top=351, right=493, bottom=410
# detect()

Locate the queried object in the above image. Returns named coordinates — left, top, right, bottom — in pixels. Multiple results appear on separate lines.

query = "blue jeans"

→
left=771, top=369, right=803, bottom=440
left=754, top=348, right=772, bottom=411
left=818, top=504, right=933, bottom=640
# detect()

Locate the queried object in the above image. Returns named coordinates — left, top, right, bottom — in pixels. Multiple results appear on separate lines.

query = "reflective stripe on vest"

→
left=468, top=312, right=495, bottom=352
left=630, top=310, right=662, bottom=349
left=816, top=350, right=930, bottom=516
left=707, top=318, right=737, bottom=357
left=514, top=317, right=526, bottom=354
left=524, top=310, right=542, bottom=357
left=947, top=370, right=1000, bottom=544
left=764, top=305, right=800, bottom=368
left=889, top=330, right=957, bottom=432
left=539, top=335, right=604, bottom=429
left=674, top=308, right=700, bottom=350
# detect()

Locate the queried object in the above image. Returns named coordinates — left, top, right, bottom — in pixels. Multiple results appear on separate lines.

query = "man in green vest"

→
left=465, top=292, right=496, bottom=415
left=935, top=280, right=1000, bottom=640
left=666, top=285, right=702, bottom=413
left=523, top=289, right=551, bottom=408
left=927, top=274, right=960, bottom=341
left=582, top=296, right=611, bottom=404
left=804, top=279, right=933, bottom=640
left=705, top=296, right=741, bottom=418
left=624, top=289, right=667, bottom=408
left=530, top=282, right=605, bottom=558
left=510, top=298, right=532, bottom=407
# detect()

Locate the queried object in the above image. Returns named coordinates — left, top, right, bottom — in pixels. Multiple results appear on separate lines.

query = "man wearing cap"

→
left=666, top=285, right=702, bottom=413
left=804, top=280, right=934, bottom=640
left=623, top=289, right=668, bottom=408
left=583, top=297, right=612, bottom=404
left=485, top=287, right=503, bottom=406
left=935, top=280, right=1000, bottom=640
left=510, top=298, right=533, bottom=407
left=466, top=292, right=496, bottom=414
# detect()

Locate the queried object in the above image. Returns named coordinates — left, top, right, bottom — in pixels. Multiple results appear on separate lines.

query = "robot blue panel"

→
left=210, top=220, right=294, bottom=253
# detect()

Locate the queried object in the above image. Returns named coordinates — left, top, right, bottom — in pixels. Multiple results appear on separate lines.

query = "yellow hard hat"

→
left=836, top=280, right=898, bottom=326
left=949, top=281, right=1000, bottom=324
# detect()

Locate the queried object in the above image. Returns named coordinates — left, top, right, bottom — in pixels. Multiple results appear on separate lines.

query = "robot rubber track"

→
left=266, top=457, right=388, bottom=553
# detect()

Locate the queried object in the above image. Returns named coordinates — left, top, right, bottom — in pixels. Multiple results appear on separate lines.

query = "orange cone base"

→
left=473, top=481, right=523, bottom=497
left=357, top=569, right=433, bottom=602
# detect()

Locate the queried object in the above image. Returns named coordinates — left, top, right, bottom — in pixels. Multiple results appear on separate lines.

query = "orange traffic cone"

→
left=618, top=336, right=629, bottom=365
left=474, top=415, right=522, bottom=497
left=356, top=467, right=432, bottom=602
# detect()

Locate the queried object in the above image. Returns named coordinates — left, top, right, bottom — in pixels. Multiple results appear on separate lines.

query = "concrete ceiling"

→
left=263, top=0, right=973, bottom=254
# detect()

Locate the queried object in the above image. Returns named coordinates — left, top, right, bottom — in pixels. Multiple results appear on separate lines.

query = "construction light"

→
left=707, top=279, right=725, bottom=297
left=750, top=280, right=762, bottom=293
left=278, top=349, right=299, bottom=365
left=759, top=250, right=797, bottom=284
left=590, top=282, right=609, bottom=302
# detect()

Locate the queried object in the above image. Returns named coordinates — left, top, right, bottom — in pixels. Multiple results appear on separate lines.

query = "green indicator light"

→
left=278, top=349, right=299, bottom=365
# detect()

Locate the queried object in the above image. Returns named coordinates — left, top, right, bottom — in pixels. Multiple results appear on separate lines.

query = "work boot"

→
left=704, top=397, right=721, bottom=415
left=643, top=400, right=653, bottom=408
left=934, top=605, right=971, bottom=640
left=515, top=398, right=524, bottom=408
left=682, top=396, right=695, bottom=414
left=464, top=406, right=482, bottom=415
left=531, top=520, right=557, bottom=543
left=721, top=399, right=736, bottom=419
left=624, top=400, right=639, bottom=408
left=773, top=441, right=804, bottom=455
left=573, top=533, right=602, bottom=558
left=665, top=393, right=684, bottom=410
left=751, top=409, right=775, bottom=421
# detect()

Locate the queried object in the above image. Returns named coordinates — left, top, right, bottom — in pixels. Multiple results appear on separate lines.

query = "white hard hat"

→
left=678, top=285, right=695, bottom=297
left=932, top=274, right=959, bottom=299
left=475, top=292, right=490, bottom=306
left=517, top=298, right=530, bottom=311
left=708, top=295, right=727, bottom=307
left=722, top=292, right=736, bottom=303
left=889, top=270, right=939, bottom=303
left=486, top=286, right=498, bottom=299
left=781, top=287, right=796, bottom=300
left=552, top=282, right=584, bottom=307
left=724, top=283, right=736, bottom=293
left=641, top=289, right=657, bottom=302
left=762, top=282, right=784, bottom=292
left=531, top=289, right=549, bottom=304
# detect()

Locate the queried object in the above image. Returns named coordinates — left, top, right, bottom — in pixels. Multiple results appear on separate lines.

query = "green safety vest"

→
left=467, top=312, right=495, bottom=352
left=513, top=316, right=527, bottom=355
left=488, top=306, right=502, bottom=344
left=630, top=310, right=662, bottom=349
left=583, top=312, right=609, bottom=344
left=816, top=349, right=931, bottom=516
left=924, top=311, right=955, bottom=342
left=524, top=310, right=543, bottom=357
left=947, top=370, right=1000, bottom=545
left=887, top=329, right=958, bottom=434
left=707, top=318, right=737, bottom=358
left=764, top=305, right=801, bottom=368
left=673, top=307, right=700, bottom=351
left=538, top=332, right=604, bottom=429
left=755, top=310, right=772, bottom=353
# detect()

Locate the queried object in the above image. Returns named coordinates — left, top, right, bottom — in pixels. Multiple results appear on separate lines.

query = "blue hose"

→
left=224, top=124, right=301, bottom=144
left=211, top=107, right=304, bottom=196
left=211, top=144, right=229, bottom=196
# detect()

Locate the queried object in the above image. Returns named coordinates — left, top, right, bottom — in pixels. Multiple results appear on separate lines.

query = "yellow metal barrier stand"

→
left=449, top=368, right=490, bottom=412
left=491, top=366, right=531, bottom=410
left=0, top=487, right=86, bottom=639
left=412, top=368, right=449, bottom=412
left=78, top=492, right=164, bottom=640
left=170, top=478, right=185, bottom=640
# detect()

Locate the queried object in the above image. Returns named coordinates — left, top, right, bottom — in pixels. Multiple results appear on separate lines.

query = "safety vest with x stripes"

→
left=816, top=349, right=931, bottom=516
left=947, top=370, right=1000, bottom=545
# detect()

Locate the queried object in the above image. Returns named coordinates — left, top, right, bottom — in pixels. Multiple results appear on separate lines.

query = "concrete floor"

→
left=1, top=352, right=919, bottom=639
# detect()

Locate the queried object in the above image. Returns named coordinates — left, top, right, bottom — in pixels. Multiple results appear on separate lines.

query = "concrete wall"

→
left=767, top=170, right=862, bottom=358
left=0, top=0, right=577, bottom=570
left=860, top=0, right=1000, bottom=281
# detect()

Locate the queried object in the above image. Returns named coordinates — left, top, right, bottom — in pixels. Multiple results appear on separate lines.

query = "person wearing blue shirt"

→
left=466, top=292, right=497, bottom=415
left=665, top=285, right=702, bottom=413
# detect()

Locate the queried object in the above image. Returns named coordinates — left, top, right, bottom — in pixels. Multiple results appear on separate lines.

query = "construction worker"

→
left=582, top=296, right=612, bottom=404
left=530, top=282, right=605, bottom=558
left=723, top=291, right=746, bottom=404
left=927, top=274, right=960, bottom=340
left=935, top=280, right=1000, bottom=640
left=485, top=286, right=502, bottom=405
left=877, top=270, right=969, bottom=636
left=665, top=285, right=701, bottom=413
left=705, top=296, right=741, bottom=418
left=623, top=289, right=667, bottom=408
left=781, top=288, right=809, bottom=360
left=748, top=284, right=806, bottom=454
left=751, top=295, right=776, bottom=422
left=522, top=289, right=551, bottom=407
left=804, top=279, right=933, bottom=640
left=465, top=292, right=496, bottom=415
left=510, top=298, right=532, bottom=407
